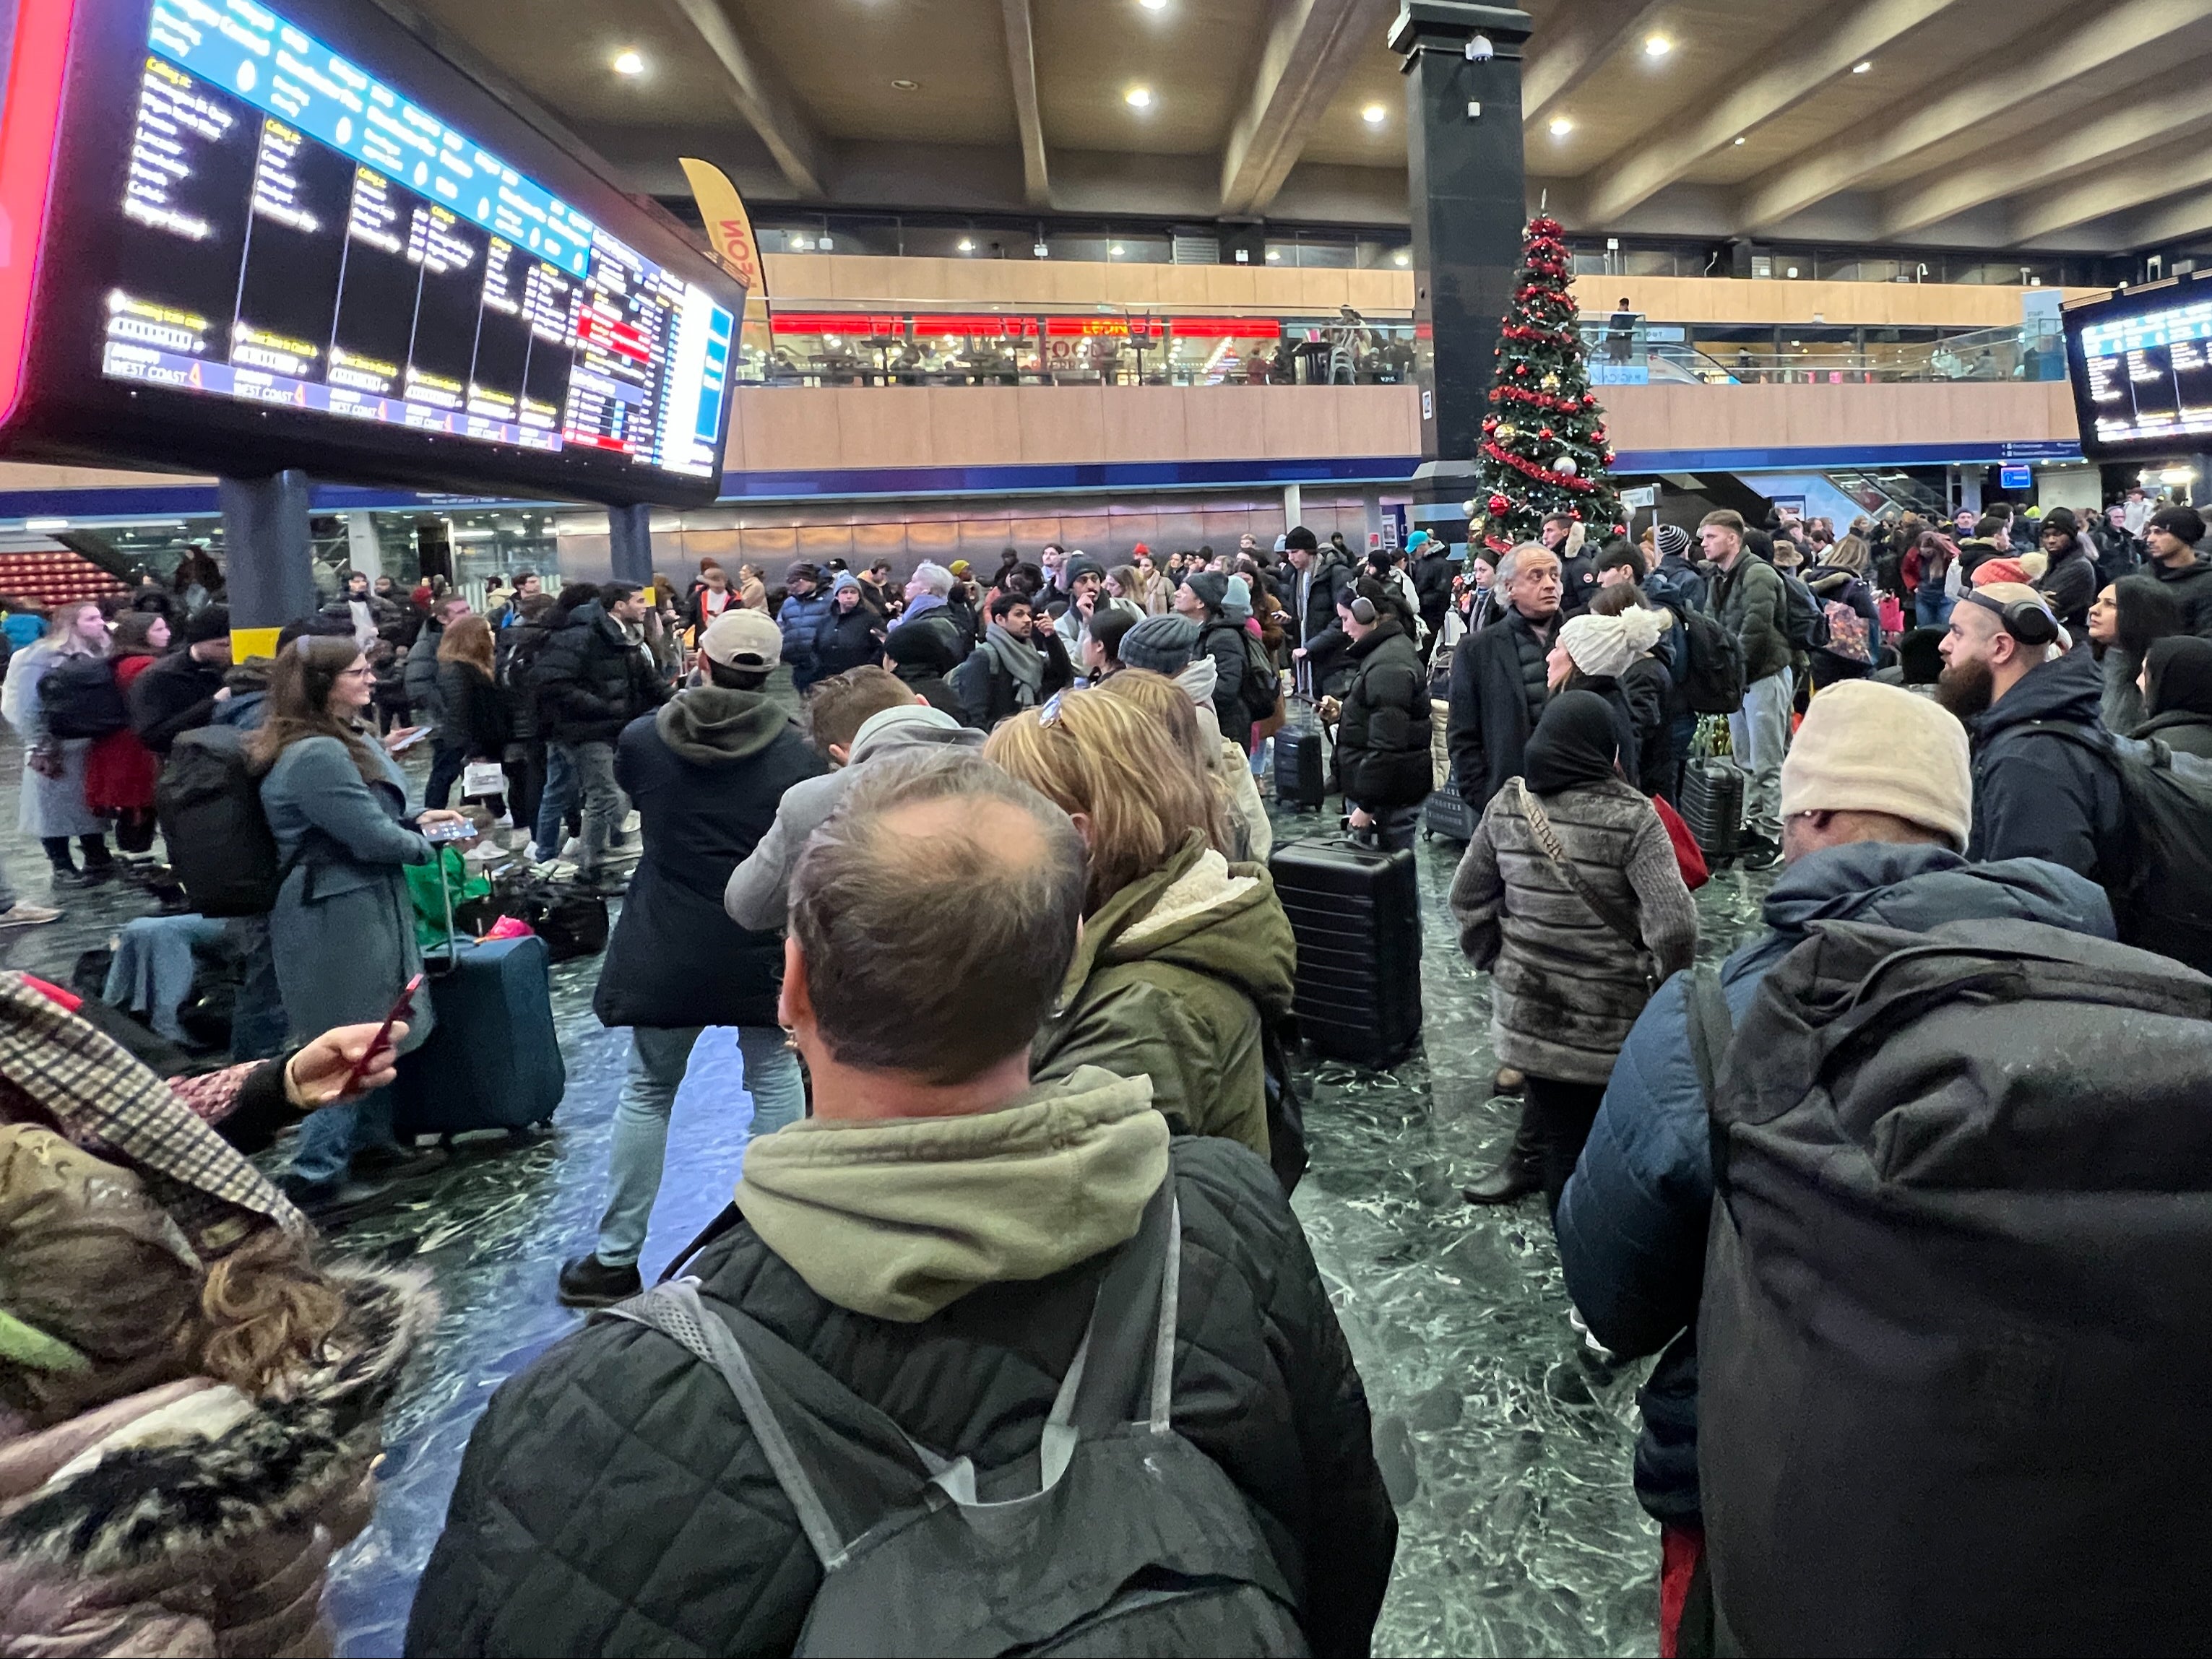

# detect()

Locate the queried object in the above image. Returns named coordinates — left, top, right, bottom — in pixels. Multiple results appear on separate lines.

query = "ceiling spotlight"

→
left=1732, top=134, right=1746, bottom=145
left=1110, top=243, right=1125, bottom=256
left=1126, top=86, right=1153, bottom=108
left=1643, top=34, right=1672, bottom=56
left=957, top=238, right=975, bottom=252
left=1034, top=240, right=1050, bottom=258
left=1852, top=59, right=1872, bottom=72
left=1140, top=0, right=1168, bottom=9
left=1266, top=248, right=1280, bottom=261
left=1549, top=116, right=1573, bottom=137
left=891, top=78, right=918, bottom=90
left=611, top=48, right=644, bottom=76
left=1362, top=103, right=1387, bottom=126
left=1394, top=250, right=1410, bottom=266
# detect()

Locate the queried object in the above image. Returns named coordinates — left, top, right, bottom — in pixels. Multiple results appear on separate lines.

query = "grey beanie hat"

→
left=1120, top=614, right=1201, bottom=675
left=1182, top=570, right=1230, bottom=612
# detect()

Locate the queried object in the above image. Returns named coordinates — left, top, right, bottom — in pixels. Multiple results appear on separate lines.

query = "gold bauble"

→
left=1495, top=422, right=1518, bottom=440
left=1540, top=373, right=1561, bottom=389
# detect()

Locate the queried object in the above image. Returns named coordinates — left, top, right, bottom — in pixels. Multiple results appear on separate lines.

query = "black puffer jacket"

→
left=405, top=1138, right=1396, bottom=1658
left=1966, top=646, right=2128, bottom=888
left=1196, top=619, right=1250, bottom=752
left=529, top=600, right=668, bottom=745
left=1334, top=618, right=1432, bottom=808
left=434, top=661, right=509, bottom=759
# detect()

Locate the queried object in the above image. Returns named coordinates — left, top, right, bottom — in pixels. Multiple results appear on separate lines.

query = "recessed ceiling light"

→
left=611, top=48, right=644, bottom=76
left=891, top=78, right=918, bottom=90
left=1852, top=59, right=1872, bottom=72
left=1140, top=0, right=1168, bottom=9
left=1362, top=103, right=1388, bottom=126
left=1394, top=250, right=1410, bottom=266
left=957, top=238, right=975, bottom=252
left=1110, top=243, right=1125, bottom=256
left=1733, top=134, right=1746, bottom=145
left=1266, top=248, right=1281, bottom=261
left=1549, top=116, right=1573, bottom=137
left=1644, top=34, right=1672, bottom=56
left=1126, top=86, right=1153, bottom=108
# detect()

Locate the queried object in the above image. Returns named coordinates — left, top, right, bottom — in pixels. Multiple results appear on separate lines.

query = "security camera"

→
left=1466, top=33, right=1495, bottom=61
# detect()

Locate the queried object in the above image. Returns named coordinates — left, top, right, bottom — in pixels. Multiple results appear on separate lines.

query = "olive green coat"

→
left=1032, top=831, right=1297, bottom=1159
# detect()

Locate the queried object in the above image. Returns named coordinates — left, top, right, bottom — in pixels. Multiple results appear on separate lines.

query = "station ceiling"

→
left=401, top=0, right=2212, bottom=253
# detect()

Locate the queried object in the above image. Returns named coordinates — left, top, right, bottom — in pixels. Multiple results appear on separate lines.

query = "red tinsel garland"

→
left=1492, top=386, right=1589, bottom=413
left=1482, top=438, right=1594, bottom=493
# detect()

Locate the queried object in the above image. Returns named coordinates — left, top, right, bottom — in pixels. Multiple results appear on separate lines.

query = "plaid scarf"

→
left=0, top=974, right=302, bottom=1252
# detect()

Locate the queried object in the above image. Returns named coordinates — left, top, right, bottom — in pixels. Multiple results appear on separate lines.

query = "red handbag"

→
left=1653, top=794, right=1711, bottom=891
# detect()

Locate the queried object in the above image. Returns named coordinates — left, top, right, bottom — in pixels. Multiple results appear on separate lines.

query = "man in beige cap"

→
left=557, top=603, right=825, bottom=1307
left=1550, top=676, right=2117, bottom=1653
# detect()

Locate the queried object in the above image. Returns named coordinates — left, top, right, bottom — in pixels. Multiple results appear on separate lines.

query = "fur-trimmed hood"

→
left=0, top=1260, right=434, bottom=1579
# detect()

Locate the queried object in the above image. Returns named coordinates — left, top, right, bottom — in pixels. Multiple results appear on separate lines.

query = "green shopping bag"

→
left=406, top=846, right=491, bottom=950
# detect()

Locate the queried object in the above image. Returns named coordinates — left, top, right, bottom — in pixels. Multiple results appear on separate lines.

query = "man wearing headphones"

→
left=1936, top=581, right=2126, bottom=885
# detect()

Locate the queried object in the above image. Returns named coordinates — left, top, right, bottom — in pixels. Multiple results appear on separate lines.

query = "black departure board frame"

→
left=0, top=0, right=745, bottom=506
left=2064, top=272, right=2212, bottom=464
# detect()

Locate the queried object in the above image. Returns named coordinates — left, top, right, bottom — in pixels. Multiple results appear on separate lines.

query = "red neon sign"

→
left=769, top=312, right=907, bottom=337
left=910, top=313, right=1040, bottom=337
left=0, top=0, right=79, bottom=425
left=1168, top=318, right=1283, bottom=339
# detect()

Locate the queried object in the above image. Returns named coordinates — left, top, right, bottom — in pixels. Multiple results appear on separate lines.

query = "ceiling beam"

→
left=998, top=0, right=1051, bottom=208
left=2131, top=183, right=2212, bottom=250
left=1220, top=0, right=1389, bottom=217
left=2017, top=143, right=2212, bottom=247
left=1739, top=0, right=2212, bottom=233
left=1883, top=78, right=2212, bottom=239
left=1583, top=0, right=1961, bottom=227
left=660, top=0, right=830, bottom=199
left=1522, top=0, right=1670, bottom=132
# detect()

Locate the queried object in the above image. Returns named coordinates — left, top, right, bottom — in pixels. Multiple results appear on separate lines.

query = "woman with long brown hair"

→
left=249, top=637, right=468, bottom=1216
left=984, top=687, right=1293, bottom=1156
left=431, top=613, right=511, bottom=814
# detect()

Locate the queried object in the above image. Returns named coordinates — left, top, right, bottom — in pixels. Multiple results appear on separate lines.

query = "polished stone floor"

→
left=0, top=740, right=1776, bottom=1659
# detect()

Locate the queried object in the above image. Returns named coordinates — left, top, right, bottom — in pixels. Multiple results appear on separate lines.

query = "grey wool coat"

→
left=259, top=735, right=436, bottom=1049
left=1449, top=775, right=1698, bottom=1083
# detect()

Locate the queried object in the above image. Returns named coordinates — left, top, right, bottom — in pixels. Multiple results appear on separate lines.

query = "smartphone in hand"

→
left=340, top=972, right=423, bottom=1094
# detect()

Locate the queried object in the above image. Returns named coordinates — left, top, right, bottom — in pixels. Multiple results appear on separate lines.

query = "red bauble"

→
left=1539, top=427, right=1554, bottom=441
left=1487, top=493, right=1511, bottom=514
left=1568, top=508, right=1583, bottom=520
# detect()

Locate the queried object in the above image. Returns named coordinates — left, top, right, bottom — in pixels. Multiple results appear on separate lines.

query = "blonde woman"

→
left=1096, top=666, right=1271, bottom=862
left=985, top=688, right=1293, bottom=1156
left=1, top=602, right=113, bottom=885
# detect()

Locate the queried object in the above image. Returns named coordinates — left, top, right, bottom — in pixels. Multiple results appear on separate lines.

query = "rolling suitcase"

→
left=1269, top=836, right=1421, bottom=1069
left=1678, top=756, right=1745, bottom=863
left=1420, top=780, right=1479, bottom=844
left=1276, top=661, right=1329, bottom=812
left=392, top=846, right=565, bottom=1140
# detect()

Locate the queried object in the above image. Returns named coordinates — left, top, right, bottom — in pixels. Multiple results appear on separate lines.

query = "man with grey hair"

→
left=1446, top=540, right=1563, bottom=816
left=410, top=748, right=1399, bottom=1658
left=885, top=558, right=971, bottom=675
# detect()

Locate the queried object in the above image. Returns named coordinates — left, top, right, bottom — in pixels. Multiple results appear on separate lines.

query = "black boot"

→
left=1464, top=1104, right=1545, bottom=1205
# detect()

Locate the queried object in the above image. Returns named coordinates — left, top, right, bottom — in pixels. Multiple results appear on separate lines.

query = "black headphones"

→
left=1348, top=596, right=1378, bottom=625
left=1963, top=590, right=2060, bottom=647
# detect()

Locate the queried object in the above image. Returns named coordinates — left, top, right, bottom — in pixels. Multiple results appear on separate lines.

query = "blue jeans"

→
left=594, top=1024, right=807, bottom=1269
left=532, top=743, right=576, bottom=860
left=1915, top=589, right=1954, bottom=630
left=290, top=1088, right=398, bottom=1186
left=424, top=742, right=467, bottom=810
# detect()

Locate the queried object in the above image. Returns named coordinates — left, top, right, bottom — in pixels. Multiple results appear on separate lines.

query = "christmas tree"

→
left=1468, top=215, right=1625, bottom=554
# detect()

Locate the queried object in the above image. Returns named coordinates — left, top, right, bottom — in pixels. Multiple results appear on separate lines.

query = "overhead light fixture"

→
left=891, top=78, right=918, bottom=90
left=1852, top=60, right=1872, bottom=73
left=611, top=48, right=644, bottom=76
left=818, top=235, right=833, bottom=251
left=1394, top=250, right=1410, bottom=266
left=23, top=517, right=68, bottom=533
left=1362, top=103, right=1387, bottom=126
left=1034, top=240, right=1050, bottom=258
left=1126, top=86, right=1153, bottom=108
left=1140, top=0, right=1168, bottom=9
left=1265, top=248, right=1281, bottom=261
left=1732, top=135, right=1747, bottom=145
left=1549, top=116, right=1573, bottom=137
left=1644, top=34, right=1672, bottom=56
left=1110, top=243, right=1125, bottom=256
left=958, top=238, right=975, bottom=252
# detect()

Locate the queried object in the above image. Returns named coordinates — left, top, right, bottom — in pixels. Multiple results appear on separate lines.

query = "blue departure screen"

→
left=101, top=0, right=733, bottom=481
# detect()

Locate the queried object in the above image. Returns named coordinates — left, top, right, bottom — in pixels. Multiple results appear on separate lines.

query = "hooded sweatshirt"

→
left=724, top=704, right=985, bottom=930
left=594, top=688, right=825, bottom=1030
left=736, top=1066, right=1165, bottom=1322
left=1030, top=832, right=1296, bottom=1157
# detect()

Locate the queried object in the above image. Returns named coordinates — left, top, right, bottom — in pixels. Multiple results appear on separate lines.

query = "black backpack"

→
left=1777, top=569, right=1830, bottom=651
left=2019, top=725, right=2212, bottom=974
left=1674, top=608, right=1747, bottom=715
left=600, top=1172, right=1310, bottom=1658
left=1232, top=627, right=1282, bottom=727
left=1691, top=918, right=2212, bottom=1656
left=40, top=656, right=127, bottom=738
left=153, top=727, right=288, bottom=917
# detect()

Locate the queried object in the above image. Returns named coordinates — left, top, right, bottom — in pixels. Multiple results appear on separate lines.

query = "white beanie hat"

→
left=1780, top=680, right=1971, bottom=850
left=1558, top=607, right=1672, bottom=680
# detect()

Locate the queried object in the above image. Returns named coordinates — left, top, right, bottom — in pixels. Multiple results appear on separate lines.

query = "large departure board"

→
left=105, top=0, right=732, bottom=481
left=2066, top=277, right=2212, bottom=460
left=0, top=0, right=744, bottom=505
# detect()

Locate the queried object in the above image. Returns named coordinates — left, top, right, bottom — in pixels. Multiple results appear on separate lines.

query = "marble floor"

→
left=0, top=747, right=1776, bottom=1659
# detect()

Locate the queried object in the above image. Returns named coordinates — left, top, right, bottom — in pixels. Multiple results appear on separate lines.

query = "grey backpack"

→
left=602, top=1179, right=1308, bottom=1658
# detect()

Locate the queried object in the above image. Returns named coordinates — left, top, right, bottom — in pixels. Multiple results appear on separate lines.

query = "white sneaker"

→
left=534, top=859, right=579, bottom=881
left=620, top=810, right=641, bottom=834
left=0, top=903, right=63, bottom=928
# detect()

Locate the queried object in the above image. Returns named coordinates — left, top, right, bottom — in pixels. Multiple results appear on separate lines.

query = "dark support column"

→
left=219, top=470, right=316, bottom=659
left=608, top=503, right=654, bottom=585
left=1394, top=1, right=1534, bottom=475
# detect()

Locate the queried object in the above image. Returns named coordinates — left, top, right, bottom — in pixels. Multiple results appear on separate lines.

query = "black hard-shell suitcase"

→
left=1276, top=729, right=1326, bottom=811
left=1420, top=783, right=1479, bottom=843
left=1679, top=756, right=1745, bottom=862
left=1269, top=836, right=1421, bottom=1069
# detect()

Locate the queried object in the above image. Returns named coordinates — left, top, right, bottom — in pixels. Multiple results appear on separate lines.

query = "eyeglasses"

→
left=337, top=667, right=376, bottom=680
left=1038, top=689, right=1071, bottom=728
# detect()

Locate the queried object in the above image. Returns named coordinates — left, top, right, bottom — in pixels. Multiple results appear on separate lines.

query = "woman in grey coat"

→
left=1, top=602, right=114, bottom=885
left=1451, top=690, right=1698, bottom=1212
left=251, top=636, right=472, bottom=1213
